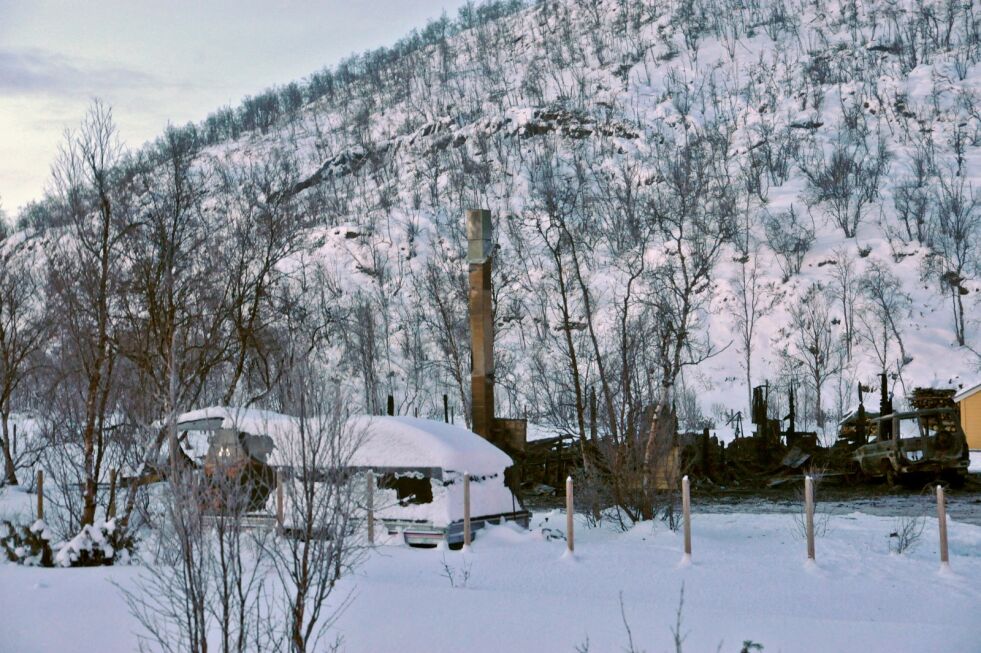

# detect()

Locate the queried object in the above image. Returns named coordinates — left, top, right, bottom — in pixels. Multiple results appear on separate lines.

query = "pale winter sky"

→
left=0, top=0, right=471, bottom=215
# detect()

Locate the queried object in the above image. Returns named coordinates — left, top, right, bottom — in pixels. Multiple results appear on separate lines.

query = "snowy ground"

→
left=2, top=486, right=980, bottom=653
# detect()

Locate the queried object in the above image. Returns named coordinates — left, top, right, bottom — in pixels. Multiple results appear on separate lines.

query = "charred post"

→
left=786, top=385, right=796, bottom=446
left=879, top=373, right=892, bottom=440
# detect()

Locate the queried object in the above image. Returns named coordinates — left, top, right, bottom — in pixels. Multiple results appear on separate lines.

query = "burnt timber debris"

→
left=515, top=376, right=972, bottom=497
left=524, top=380, right=970, bottom=496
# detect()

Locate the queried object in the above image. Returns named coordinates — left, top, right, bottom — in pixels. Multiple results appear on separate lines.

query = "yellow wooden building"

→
left=954, top=382, right=981, bottom=450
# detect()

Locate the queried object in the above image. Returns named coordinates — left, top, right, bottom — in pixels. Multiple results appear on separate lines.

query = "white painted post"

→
left=682, top=475, right=692, bottom=558
left=937, top=485, right=949, bottom=567
left=275, top=471, right=284, bottom=534
left=367, top=470, right=375, bottom=545
left=463, top=472, right=472, bottom=548
left=805, top=475, right=815, bottom=561
left=566, top=475, right=574, bottom=554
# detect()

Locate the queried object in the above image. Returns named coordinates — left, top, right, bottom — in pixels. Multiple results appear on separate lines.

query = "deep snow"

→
left=2, top=486, right=980, bottom=653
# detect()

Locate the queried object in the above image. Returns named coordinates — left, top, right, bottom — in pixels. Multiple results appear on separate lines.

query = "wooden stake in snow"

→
left=367, top=469, right=375, bottom=545
left=566, top=475, right=574, bottom=553
left=805, top=475, right=815, bottom=561
left=275, top=471, right=284, bottom=534
left=682, top=475, right=692, bottom=558
left=36, top=469, right=43, bottom=521
left=937, top=485, right=949, bottom=566
left=463, top=472, right=472, bottom=548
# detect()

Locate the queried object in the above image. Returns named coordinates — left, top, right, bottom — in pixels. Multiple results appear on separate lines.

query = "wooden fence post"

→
left=937, top=485, right=949, bottom=567
left=805, top=475, right=815, bottom=561
left=367, top=470, right=375, bottom=545
left=463, top=472, right=471, bottom=548
left=36, top=469, right=43, bottom=521
left=566, top=475, right=574, bottom=554
left=682, top=475, right=692, bottom=558
left=275, top=471, right=284, bottom=534
left=107, top=469, right=118, bottom=520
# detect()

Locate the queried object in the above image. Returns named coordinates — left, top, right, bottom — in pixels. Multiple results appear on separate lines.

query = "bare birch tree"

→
left=787, top=285, right=842, bottom=430
left=265, top=365, right=367, bottom=653
left=123, top=468, right=213, bottom=653
left=928, top=173, right=979, bottom=346
left=49, top=100, right=134, bottom=526
left=642, top=128, right=737, bottom=499
left=0, top=232, right=49, bottom=484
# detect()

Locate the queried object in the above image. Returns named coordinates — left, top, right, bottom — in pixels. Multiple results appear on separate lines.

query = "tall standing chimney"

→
left=467, top=209, right=495, bottom=441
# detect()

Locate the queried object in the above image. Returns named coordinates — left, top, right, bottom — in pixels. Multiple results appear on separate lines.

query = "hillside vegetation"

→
left=3, top=0, right=981, bottom=492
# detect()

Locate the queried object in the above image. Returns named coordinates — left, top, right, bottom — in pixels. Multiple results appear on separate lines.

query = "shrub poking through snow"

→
left=1, top=519, right=54, bottom=566
left=54, top=519, right=136, bottom=567
left=889, top=514, right=925, bottom=555
left=439, top=554, right=472, bottom=588
left=1, top=518, right=135, bottom=567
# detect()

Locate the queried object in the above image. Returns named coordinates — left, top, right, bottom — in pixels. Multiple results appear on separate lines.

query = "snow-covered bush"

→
left=1, top=517, right=135, bottom=567
left=1, top=519, right=54, bottom=566
left=53, top=519, right=136, bottom=567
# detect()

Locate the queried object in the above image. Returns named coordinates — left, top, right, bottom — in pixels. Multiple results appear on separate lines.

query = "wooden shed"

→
left=954, top=382, right=981, bottom=450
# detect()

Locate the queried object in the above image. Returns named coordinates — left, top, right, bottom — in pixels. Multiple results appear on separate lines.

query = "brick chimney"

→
left=467, top=209, right=494, bottom=441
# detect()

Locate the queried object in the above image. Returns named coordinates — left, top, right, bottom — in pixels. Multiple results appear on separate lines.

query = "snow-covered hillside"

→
left=13, top=0, right=981, bottom=440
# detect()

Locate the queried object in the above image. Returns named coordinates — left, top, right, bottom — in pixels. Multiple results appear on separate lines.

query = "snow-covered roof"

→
left=177, top=406, right=296, bottom=437
left=954, top=381, right=981, bottom=403
left=176, top=406, right=296, bottom=463
left=348, top=416, right=513, bottom=476
left=175, top=408, right=513, bottom=475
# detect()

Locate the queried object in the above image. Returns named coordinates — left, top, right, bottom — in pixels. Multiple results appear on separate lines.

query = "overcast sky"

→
left=0, top=0, right=471, bottom=214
